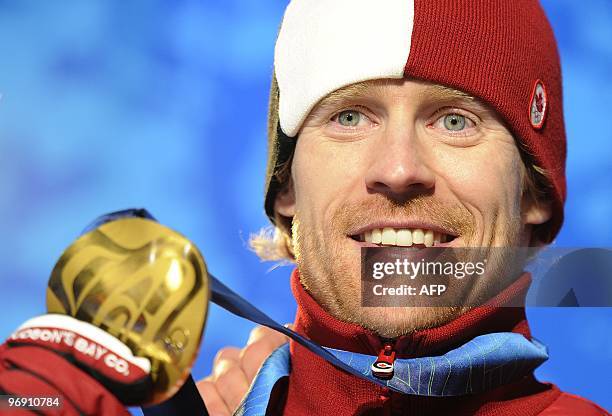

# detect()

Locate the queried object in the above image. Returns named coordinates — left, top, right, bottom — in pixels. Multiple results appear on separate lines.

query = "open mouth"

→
left=350, top=227, right=457, bottom=248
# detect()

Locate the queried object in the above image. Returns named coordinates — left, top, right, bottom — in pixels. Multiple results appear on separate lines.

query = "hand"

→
left=0, top=314, right=152, bottom=415
left=196, top=325, right=290, bottom=416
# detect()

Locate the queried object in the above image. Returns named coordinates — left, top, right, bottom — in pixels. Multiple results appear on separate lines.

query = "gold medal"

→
left=46, top=217, right=209, bottom=405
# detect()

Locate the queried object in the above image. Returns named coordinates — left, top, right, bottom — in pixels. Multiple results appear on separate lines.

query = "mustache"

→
left=331, top=195, right=475, bottom=237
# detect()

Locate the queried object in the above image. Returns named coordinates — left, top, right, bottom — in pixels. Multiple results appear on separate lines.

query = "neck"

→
left=292, top=269, right=532, bottom=357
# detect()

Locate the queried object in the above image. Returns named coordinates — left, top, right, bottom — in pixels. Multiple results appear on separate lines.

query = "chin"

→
left=343, top=305, right=465, bottom=338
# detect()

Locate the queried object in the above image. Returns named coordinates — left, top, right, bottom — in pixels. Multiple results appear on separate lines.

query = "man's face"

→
left=276, top=79, right=550, bottom=337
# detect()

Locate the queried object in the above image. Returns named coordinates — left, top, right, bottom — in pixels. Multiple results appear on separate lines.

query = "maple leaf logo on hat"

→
left=530, top=80, right=547, bottom=129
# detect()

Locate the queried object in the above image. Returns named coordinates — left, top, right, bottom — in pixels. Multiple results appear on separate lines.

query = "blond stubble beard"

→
left=292, top=195, right=522, bottom=338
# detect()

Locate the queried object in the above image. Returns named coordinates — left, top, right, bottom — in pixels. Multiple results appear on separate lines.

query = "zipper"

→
left=371, top=338, right=397, bottom=380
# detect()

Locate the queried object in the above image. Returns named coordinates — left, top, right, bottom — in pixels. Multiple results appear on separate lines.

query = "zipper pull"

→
left=371, top=341, right=396, bottom=380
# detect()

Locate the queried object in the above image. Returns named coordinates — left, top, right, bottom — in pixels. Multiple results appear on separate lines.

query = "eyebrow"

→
left=314, top=79, right=477, bottom=113
left=420, top=83, right=475, bottom=102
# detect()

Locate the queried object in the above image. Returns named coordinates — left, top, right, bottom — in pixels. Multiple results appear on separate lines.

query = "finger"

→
left=213, top=347, right=240, bottom=368
left=241, top=326, right=290, bottom=381
left=239, top=341, right=278, bottom=382
left=212, top=359, right=250, bottom=412
left=246, top=325, right=289, bottom=349
left=196, top=377, right=230, bottom=416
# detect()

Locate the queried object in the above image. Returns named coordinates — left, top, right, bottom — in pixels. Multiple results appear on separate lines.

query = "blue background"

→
left=0, top=0, right=609, bottom=412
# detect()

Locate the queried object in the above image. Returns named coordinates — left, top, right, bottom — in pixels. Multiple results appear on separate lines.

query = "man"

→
left=196, top=0, right=608, bottom=415
left=0, top=1, right=608, bottom=415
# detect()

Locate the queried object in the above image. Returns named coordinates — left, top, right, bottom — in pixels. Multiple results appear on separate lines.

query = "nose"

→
left=365, top=123, right=435, bottom=200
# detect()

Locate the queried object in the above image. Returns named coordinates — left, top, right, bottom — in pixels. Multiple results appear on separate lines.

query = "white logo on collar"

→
left=529, top=80, right=547, bottom=129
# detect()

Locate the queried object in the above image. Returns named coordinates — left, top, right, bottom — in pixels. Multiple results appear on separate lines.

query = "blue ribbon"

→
left=236, top=331, right=548, bottom=416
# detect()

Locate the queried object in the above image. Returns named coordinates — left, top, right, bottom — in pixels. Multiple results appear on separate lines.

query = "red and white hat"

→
left=265, top=0, right=566, bottom=242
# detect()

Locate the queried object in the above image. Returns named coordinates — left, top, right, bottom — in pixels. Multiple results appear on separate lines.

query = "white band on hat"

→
left=274, top=0, right=415, bottom=137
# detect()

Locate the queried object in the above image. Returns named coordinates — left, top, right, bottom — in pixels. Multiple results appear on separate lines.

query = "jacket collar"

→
left=290, top=268, right=532, bottom=358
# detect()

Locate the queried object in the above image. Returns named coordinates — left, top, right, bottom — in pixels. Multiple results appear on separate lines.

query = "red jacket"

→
left=268, top=270, right=609, bottom=416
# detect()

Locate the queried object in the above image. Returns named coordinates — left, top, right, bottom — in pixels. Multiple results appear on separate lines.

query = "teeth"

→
left=371, top=228, right=382, bottom=244
left=424, top=230, right=434, bottom=247
left=359, top=227, right=453, bottom=247
left=381, top=228, right=396, bottom=245
left=412, top=228, right=424, bottom=244
left=396, top=229, right=413, bottom=246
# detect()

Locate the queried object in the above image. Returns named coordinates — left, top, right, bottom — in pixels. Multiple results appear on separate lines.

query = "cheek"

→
left=292, top=138, right=366, bottom=224
left=436, top=144, right=523, bottom=219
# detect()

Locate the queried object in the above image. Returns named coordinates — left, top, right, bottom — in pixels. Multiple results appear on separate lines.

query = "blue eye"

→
left=337, top=110, right=361, bottom=127
left=443, top=114, right=466, bottom=131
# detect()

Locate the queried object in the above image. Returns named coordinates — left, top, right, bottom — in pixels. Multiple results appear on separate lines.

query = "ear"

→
left=521, top=194, right=552, bottom=226
left=274, top=180, right=296, bottom=218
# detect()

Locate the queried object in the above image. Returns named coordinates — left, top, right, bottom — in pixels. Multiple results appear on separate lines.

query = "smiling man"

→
left=197, top=0, right=608, bottom=415
left=276, top=78, right=541, bottom=337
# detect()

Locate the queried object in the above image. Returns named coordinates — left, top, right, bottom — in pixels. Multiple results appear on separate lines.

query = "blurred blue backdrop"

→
left=0, top=0, right=610, bottom=413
